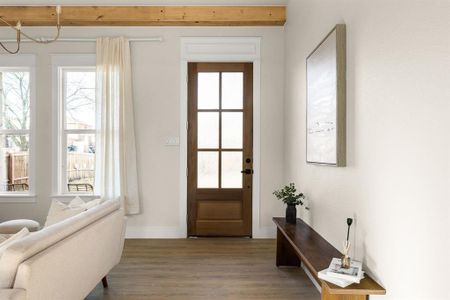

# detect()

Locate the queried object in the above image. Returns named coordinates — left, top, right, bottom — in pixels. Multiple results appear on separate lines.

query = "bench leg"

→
left=276, top=228, right=301, bottom=267
left=102, top=276, right=109, bottom=288
left=321, top=282, right=368, bottom=300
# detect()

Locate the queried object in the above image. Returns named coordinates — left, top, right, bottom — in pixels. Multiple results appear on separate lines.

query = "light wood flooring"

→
left=86, top=238, right=320, bottom=300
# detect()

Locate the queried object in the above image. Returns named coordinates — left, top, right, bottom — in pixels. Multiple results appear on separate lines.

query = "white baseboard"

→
left=125, top=226, right=185, bottom=239
left=301, top=262, right=322, bottom=292
left=253, top=225, right=277, bottom=238
left=125, top=225, right=277, bottom=239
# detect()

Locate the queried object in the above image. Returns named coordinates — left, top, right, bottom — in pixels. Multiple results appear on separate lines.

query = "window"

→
left=57, top=64, right=97, bottom=194
left=0, top=68, right=32, bottom=193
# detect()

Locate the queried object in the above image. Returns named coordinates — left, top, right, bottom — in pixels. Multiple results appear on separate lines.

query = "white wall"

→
left=284, top=0, right=450, bottom=299
left=0, top=26, right=285, bottom=237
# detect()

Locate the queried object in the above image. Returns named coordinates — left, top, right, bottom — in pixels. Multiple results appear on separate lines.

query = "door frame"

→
left=180, top=37, right=262, bottom=238
left=187, top=62, right=254, bottom=237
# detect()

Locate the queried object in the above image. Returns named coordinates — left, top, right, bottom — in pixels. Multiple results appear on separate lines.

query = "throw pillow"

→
left=0, top=228, right=30, bottom=258
left=68, top=196, right=104, bottom=209
left=44, top=197, right=87, bottom=227
left=44, top=197, right=104, bottom=227
left=68, top=196, right=86, bottom=208
left=69, top=196, right=103, bottom=210
left=85, top=198, right=103, bottom=209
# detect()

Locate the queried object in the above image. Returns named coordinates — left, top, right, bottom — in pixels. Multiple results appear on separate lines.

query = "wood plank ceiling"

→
left=0, top=6, right=286, bottom=26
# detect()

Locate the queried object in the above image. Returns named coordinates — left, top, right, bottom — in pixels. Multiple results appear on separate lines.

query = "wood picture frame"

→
left=306, top=24, right=346, bottom=167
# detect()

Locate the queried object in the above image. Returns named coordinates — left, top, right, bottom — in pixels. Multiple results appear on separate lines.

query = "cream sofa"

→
left=0, top=200, right=126, bottom=300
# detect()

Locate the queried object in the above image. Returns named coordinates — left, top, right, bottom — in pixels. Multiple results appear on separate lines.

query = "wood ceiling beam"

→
left=0, top=6, right=286, bottom=26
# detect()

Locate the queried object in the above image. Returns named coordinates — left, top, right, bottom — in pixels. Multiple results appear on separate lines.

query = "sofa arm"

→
left=0, top=289, right=26, bottom=300
left=0, top=220, right=40, bottom=234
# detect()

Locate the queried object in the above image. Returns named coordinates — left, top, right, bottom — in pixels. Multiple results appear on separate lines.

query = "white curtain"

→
left=95, top=36, right=140, bottom=215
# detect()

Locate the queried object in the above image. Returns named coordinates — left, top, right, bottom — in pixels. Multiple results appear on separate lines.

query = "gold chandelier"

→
left=0, top=6, right=62, bottom=54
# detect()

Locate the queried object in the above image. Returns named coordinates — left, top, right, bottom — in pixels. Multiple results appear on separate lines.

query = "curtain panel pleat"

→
left=95, top=36, right=140, bottom=215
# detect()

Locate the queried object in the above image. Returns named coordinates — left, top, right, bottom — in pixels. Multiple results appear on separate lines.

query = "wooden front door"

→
left=187, top=63, right=253, bottom=237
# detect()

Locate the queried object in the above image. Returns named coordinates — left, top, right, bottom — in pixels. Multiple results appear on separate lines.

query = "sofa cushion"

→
left=0, top=220, right=40, bottom=234
left=0, top=200, right=120, bottom=288
left=0, top=289, right=26, bottom=300
left=0, top=229, right=30, bottom=259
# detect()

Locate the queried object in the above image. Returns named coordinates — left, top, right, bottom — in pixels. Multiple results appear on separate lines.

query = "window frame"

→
left=0, top=55, right=36, bottom=200
left=52, top=54, right=98, bottom=196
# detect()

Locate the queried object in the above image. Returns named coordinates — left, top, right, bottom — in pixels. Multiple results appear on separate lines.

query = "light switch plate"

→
left=165, top=136, right=180, bottom=146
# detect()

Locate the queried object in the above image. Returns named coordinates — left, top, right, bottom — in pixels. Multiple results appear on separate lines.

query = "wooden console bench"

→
left=273, top=217, right=386, bottom=300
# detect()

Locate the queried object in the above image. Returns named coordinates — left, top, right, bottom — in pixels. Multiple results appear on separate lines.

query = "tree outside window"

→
left=0, top=70, right=30, bottom=192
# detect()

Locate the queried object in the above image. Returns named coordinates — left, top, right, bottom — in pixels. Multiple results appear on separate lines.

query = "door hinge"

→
left=186, top=121, right=189, bottom=131
left=186, top=168, right=188, bottom=177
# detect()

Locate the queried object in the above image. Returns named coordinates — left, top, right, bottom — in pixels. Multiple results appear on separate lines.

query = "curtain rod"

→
left=0, top=37, right=163, bottom=43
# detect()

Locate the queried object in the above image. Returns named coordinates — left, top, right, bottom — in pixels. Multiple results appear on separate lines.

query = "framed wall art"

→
left=306, top=24, right=346, bottom=166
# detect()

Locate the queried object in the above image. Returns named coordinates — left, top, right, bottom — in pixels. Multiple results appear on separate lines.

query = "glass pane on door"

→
left=222, top=112, right=243, bottom=149
left=222, top=72, right=243, bottom=109
left=198, top=73, right=219, bottom=109
left=198, top=112, right=219, bottom=149
left=198, top=151, right=219, bottom=188
left=221, top=151, right=243, bottom=188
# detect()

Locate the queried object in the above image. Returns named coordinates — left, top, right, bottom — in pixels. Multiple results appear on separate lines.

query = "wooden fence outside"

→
left=66, top=152, right=95, bottom=184
left=5, top=152, right=95, bottom=189
left=7, top=151, right=29, bottom=185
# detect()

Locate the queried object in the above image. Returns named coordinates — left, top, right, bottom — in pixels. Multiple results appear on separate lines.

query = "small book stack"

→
left=318, top=258, right=365, bottom=288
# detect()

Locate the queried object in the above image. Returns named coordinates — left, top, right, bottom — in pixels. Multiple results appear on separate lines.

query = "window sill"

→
left=51, top=194, right=101, bottom=199
left=0, top=194, right=37, bottom=203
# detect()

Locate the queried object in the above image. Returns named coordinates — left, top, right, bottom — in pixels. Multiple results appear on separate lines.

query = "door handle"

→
left=241, top=169, right=254, bottom=175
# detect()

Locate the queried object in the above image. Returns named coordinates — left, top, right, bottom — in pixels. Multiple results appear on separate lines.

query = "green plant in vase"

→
left=273, top=183, right=307, bottom=224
